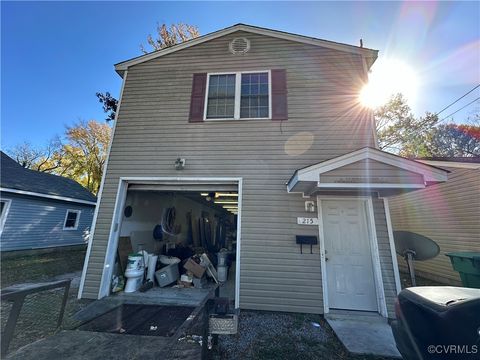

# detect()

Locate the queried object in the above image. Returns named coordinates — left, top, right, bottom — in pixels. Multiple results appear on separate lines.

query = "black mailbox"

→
left=296, top=235, right=318, bottom=254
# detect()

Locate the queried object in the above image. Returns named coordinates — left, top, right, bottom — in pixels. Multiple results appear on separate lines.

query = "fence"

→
left=0, top=279, right=71, bottom=356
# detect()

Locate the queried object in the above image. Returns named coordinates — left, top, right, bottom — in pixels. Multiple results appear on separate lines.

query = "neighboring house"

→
left=78, top=24, right=448, bottom=319
left=0, top=152, right=97, bottom=252
left=389, top=157, right=480, bottom=285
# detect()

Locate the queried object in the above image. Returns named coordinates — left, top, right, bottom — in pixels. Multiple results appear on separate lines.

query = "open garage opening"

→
left=105, top=179, right=241, bottom=307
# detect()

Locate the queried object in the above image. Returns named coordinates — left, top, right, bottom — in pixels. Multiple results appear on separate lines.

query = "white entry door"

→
left=321, top=199, right=378, bottom=311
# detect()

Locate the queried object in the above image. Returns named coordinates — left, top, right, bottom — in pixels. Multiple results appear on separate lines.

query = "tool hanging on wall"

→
left=161, top=207, right=181, bottom=235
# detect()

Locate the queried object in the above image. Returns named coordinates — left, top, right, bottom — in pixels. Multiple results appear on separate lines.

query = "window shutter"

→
left=189, top=73, right=207, bottom=122
left=271, top=69, right=288, bottom=121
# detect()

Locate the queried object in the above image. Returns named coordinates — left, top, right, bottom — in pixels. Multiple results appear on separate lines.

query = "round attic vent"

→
left=229, top=37, right=250, bottom=55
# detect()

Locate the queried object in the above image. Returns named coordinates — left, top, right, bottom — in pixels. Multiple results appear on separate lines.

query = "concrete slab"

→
left=326, top=312, right=401, bottom=358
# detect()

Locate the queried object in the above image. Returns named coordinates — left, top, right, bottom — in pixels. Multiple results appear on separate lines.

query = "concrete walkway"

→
left=326, top=311, right=401, bottom=358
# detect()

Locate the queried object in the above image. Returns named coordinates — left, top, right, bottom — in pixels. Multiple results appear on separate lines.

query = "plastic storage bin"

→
left=155, top=263, right=179, bottom=287
left=445, top=252, right=480, bottom=288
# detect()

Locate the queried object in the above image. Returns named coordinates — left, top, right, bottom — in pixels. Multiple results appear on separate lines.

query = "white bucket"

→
left=217, top=265, right=228, bottom=283
left=126, top=254, right=144, bottom=271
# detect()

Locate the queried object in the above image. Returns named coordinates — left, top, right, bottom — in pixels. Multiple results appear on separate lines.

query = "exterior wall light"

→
left=175, top=158, right=186, bottom=170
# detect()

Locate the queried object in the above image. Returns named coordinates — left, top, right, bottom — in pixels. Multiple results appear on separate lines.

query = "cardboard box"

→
left=184, top=258, right=206, bottom=278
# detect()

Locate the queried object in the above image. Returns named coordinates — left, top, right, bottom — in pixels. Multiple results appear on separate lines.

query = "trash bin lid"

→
left=445, top=252, right=480, bottom=259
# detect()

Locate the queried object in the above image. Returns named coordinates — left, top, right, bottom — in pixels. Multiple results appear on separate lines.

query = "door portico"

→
left=287, top=147, right=449, bottom=318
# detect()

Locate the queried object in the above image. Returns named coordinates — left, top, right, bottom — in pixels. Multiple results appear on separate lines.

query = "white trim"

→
left=115, top=24, right=377, bottom=74
left=383, top=198, right=402, bottom=294
left=98, top=179, right=128, bottom=298
left=203, top=70, right=271, bottom=121
left=96, top=176, right=243, bottom=309
left=78, top=70, right=128, bottom=299
left=317, top=196, right=388, bottom=317
left=316, top=196, right=328, bottom=314
left=0, top=198, right=12, bottom=235
left=316, top=183, right=425, bottom=189
left=288, top=147, right=449, bottom=194
left=235, top=178, right=243, bottom=309
left=0, top=187, right=96, bottom=206
left=63, top=209, right=81, bottom=231
left=366, top=197, right=388, bottom=317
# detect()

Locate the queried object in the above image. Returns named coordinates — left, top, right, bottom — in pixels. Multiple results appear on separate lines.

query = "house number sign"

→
left=297, top=217, right=319, bottom=225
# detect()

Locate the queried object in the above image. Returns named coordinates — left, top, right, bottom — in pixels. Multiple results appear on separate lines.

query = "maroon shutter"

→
left=271, top=69, right=288, bottom=121
left=189, top=73, right=207, bottom=122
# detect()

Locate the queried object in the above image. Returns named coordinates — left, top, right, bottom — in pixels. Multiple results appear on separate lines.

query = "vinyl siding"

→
left=0, top=192, right=94, bottom=251
left=320, top=159, right=424, bottom=184
left=372, top=197, right=397, bottom=318
left=82, top=30, right=378, bottom=313
left=389, top=166, right=480, bottom=285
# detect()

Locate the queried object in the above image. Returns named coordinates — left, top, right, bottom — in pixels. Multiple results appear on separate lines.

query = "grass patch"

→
left=1, top=248, right=86, bottom=288
left=1, top=249, right=91, bottom=354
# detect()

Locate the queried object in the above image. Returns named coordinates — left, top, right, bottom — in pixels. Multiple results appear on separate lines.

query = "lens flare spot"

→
left=284, top=132, right=314, bottom=156
left=360, top=58, right=418, bottom=109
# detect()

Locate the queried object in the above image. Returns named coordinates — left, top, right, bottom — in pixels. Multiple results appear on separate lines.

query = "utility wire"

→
left=437, top=96, right=480, bottom=124
left=434, top=84, right=480, bottom=116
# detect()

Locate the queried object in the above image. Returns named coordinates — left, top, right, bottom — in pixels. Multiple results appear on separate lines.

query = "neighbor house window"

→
left=0, top=199, right=11, bottom=234
left=63, top=209, right=81, bottom=230
left=205, top=71, right=270, bottom=120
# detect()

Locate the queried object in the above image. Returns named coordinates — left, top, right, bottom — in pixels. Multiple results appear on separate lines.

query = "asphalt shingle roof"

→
left=0, top=151, right=97, bottom=203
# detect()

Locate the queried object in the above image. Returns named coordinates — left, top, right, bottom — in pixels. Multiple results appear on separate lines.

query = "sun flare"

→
left=360, top=59, right=418, bottom=109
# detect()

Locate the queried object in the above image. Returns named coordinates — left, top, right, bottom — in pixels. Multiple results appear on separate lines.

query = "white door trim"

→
left=97, top=176, right=243, bottom=309
left=317, top=196, right=388, bottom=317
left=382, top=197, right=402, bottom=294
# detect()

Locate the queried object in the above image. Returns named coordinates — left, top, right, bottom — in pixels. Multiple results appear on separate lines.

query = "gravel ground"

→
left=213, top=311, right=392, bottom=360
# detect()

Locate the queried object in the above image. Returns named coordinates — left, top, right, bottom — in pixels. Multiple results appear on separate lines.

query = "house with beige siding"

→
left=389, top=158, right=480, bottom=286
left=78, top=24, right=448, bottom=319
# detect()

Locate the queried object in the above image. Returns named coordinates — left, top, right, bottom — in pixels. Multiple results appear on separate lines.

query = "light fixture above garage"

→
left=214, top=200, right=238, bottom=205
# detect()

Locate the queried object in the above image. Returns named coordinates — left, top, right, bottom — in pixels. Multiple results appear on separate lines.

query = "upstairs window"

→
left=206, top=74, right=236, bottom=119
left=63, top=209, right=81, bottom=230
left=204, top=71, right=271, bottom=120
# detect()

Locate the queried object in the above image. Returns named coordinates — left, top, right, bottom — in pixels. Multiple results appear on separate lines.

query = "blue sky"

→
left=2, top=1, right=479, bottom=149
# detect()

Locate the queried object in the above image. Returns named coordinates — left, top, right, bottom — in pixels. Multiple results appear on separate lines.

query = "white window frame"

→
left=63, top=209, right=81, bottom=231
left=0, top=199, right=12, bottom=235
left=203, top=70, right=272, bottom=121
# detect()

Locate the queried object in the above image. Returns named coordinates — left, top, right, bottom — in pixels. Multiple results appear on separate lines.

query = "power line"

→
left=434, top=84, right=480, bottom=116
left=437, top=96, right=480, bottom=123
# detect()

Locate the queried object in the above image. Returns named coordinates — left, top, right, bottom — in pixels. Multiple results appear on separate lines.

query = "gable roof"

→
left=287, top=147, right=449, bottom=195
left=416, top=157, right=480, bottom=170
left=115, top=23, right=378, bottom=77
left=0, top=151, right=97, bottom=205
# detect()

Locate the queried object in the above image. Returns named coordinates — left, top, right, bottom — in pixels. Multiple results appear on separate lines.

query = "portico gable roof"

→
left=287, top=147, right=449, bottom=196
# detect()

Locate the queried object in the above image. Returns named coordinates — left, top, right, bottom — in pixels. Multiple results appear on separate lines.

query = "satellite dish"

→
left=394, top=231, right=440, bottom=286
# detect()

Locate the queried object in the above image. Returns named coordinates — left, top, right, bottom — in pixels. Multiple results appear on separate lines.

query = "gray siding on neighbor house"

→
left=82, top=30, right=380, bottom=313
left=389, top=166, right=480, bottom=285
left=320, top=159, right=424, bottom=184
left=0, top=192, right=94, bottom=251
left=372, top=197, right=397, bottom=318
